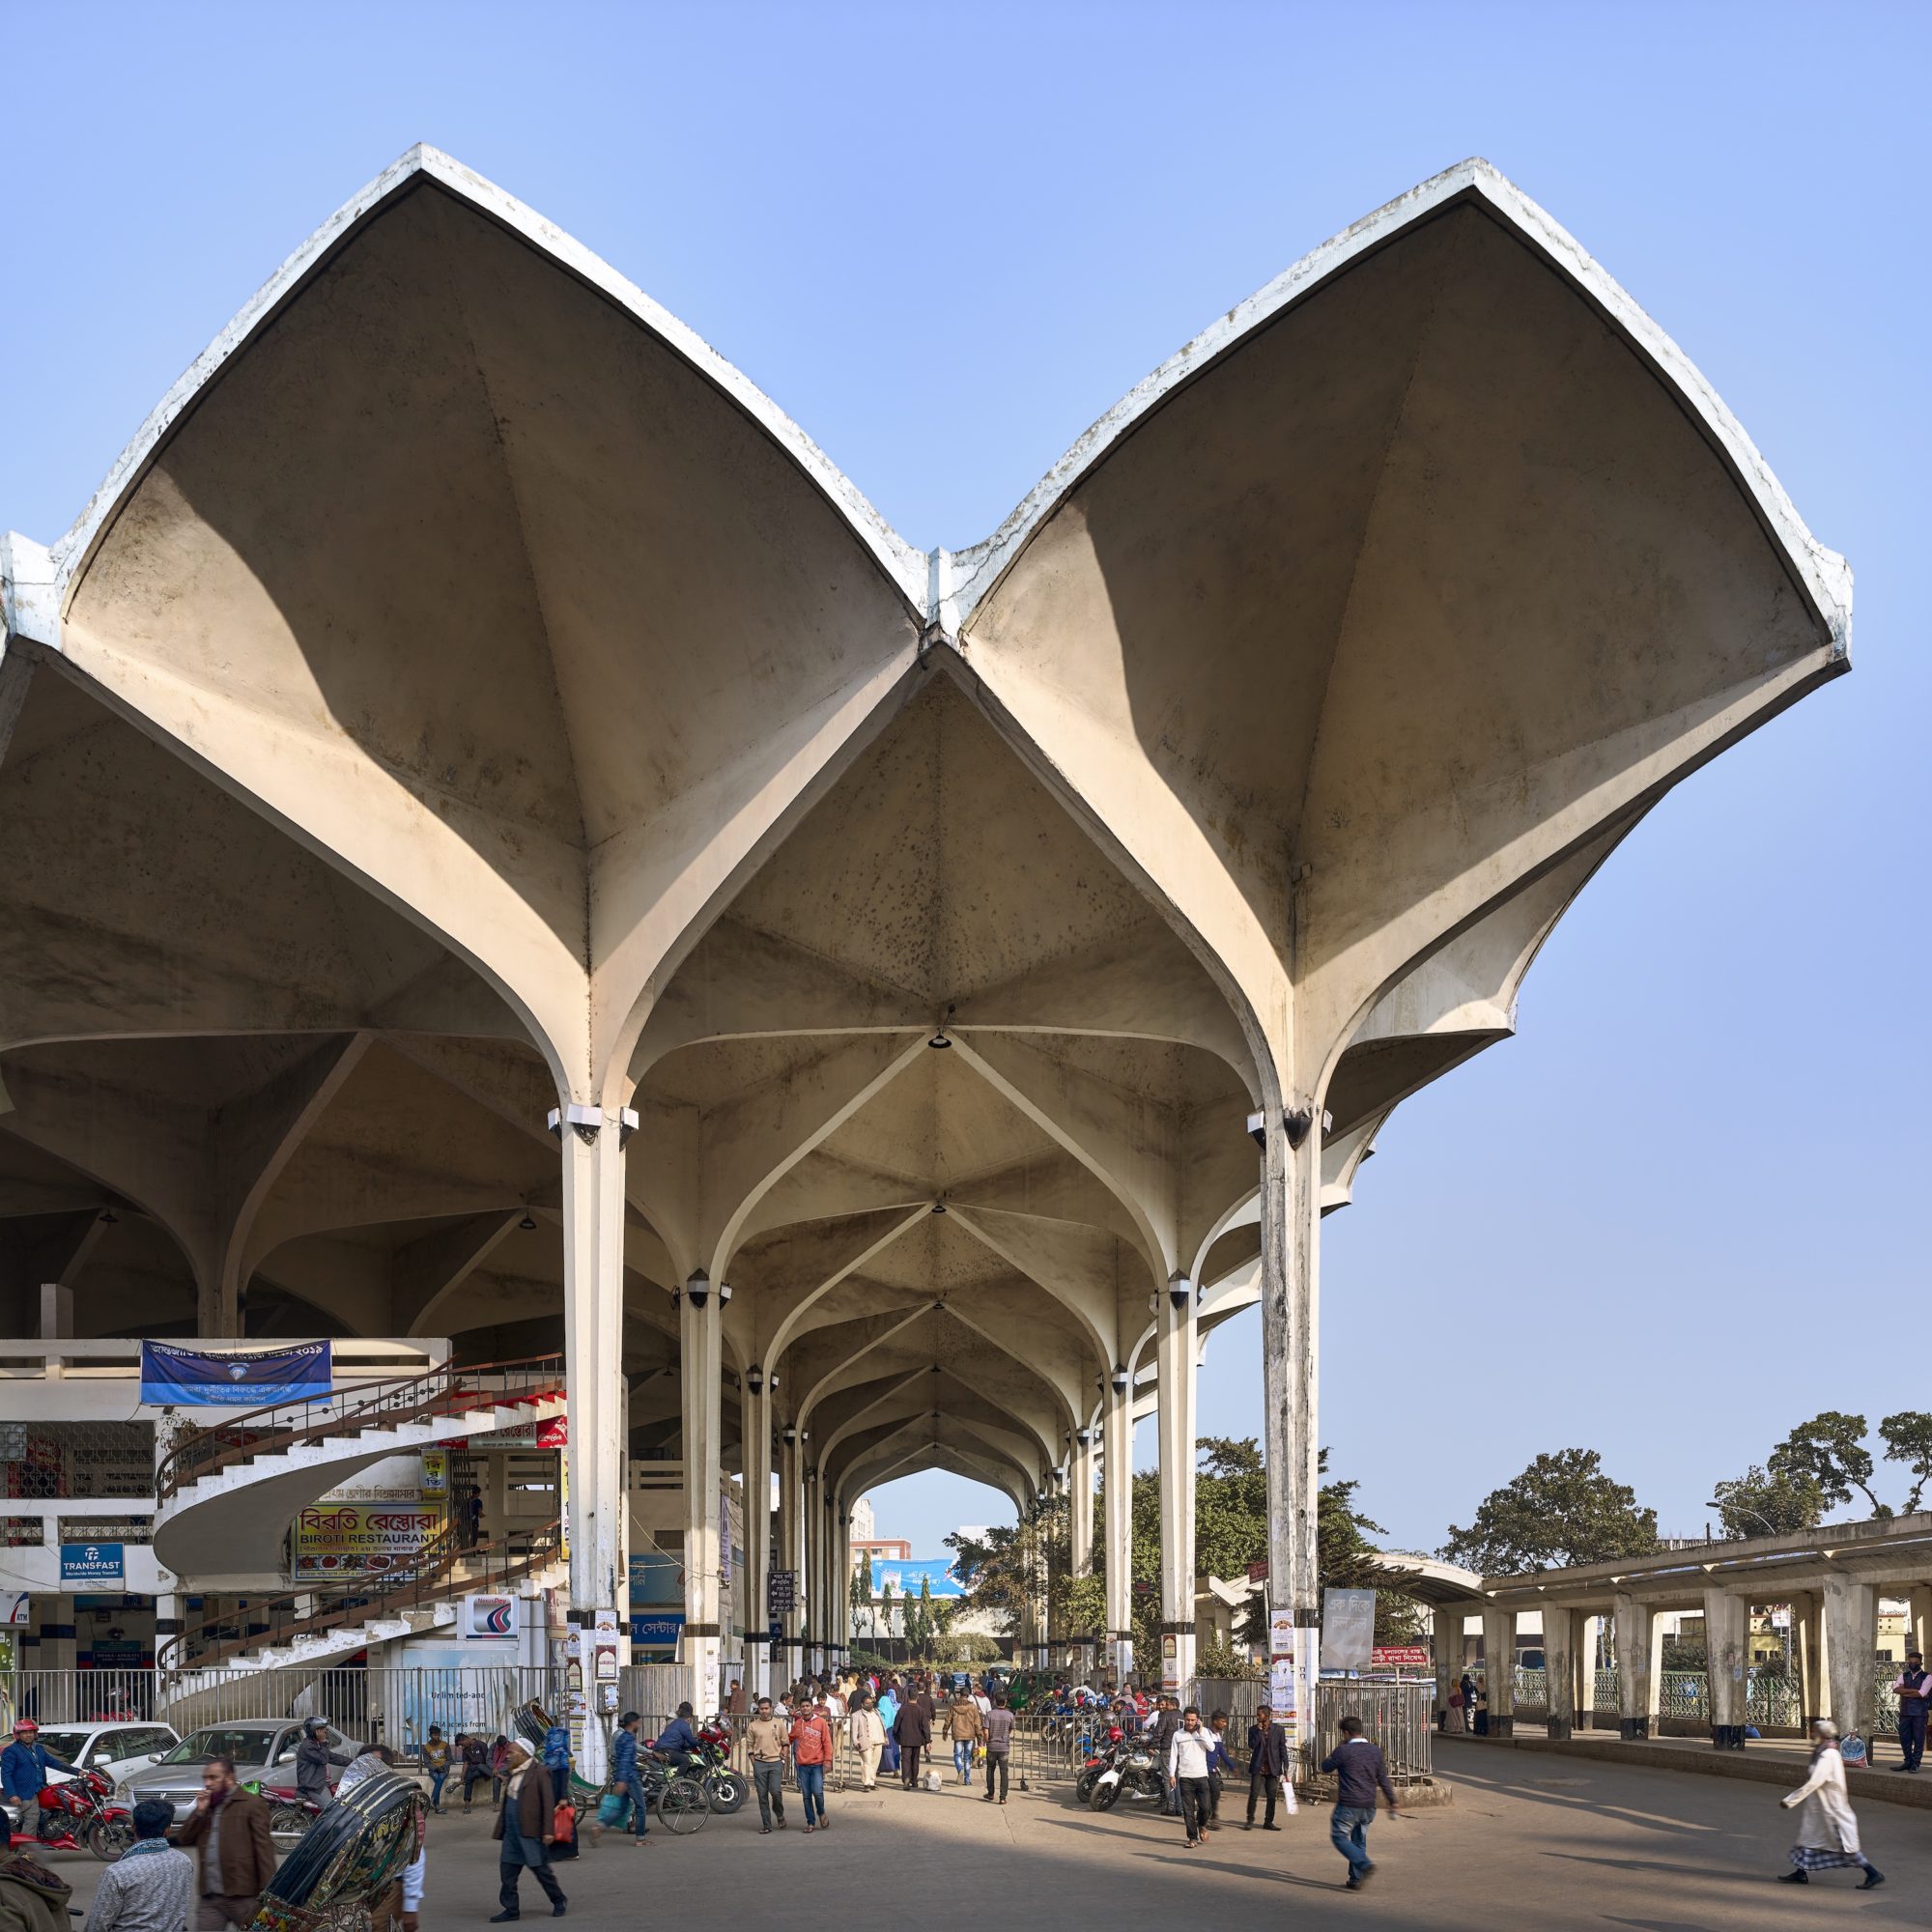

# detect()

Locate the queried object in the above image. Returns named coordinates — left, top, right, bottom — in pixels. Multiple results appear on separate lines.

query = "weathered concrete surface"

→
left=0, top=150, right=1850, bottom=1660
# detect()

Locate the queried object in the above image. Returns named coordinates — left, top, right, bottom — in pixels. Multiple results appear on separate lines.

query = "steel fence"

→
left=1300, top=1681, right=1435, bottom=1786
left=1, top=1665, right=559, bottom=1759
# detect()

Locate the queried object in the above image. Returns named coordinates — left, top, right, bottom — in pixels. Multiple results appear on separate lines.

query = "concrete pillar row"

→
left=777, top=1429, right=801, bottom=1687
left=678, top=1282, right=724, bottom=1717
left=742, top=1380, right=774, bottom=1697
left=1705, top=1589, right=1749, bottom=1748
left=1823, top=1573, right=1877, bottom=1744
left=1542, top=1605, right=1577, bottom=1739
left=1070, top=1429, right=1095, bottom=1577
left=1612, top=1592, right=1664, bottom=1740
left=1101, top=1374, right=1135, bottom=1682
left=1155, top=1283, right=1198, bottom=1695
left=1481, top=1605, right=1516, bottom=1737
left=1907, top=1585, right=1932, bottom=1665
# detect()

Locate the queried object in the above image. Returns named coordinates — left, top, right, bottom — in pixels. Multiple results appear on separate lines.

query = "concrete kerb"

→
left=1440, top=1731, right=1932, bottom=1811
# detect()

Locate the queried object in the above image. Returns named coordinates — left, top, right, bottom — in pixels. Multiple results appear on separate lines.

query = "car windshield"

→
left=159, top=1727, right=275, bottom=1766
left=28, top=1730, right=88, bottom=1761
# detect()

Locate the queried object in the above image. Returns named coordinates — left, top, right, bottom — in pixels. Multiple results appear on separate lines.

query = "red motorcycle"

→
left=7, top=1768, right=134, bottom=1861
left=245, top=1779, right=324, bottom=1846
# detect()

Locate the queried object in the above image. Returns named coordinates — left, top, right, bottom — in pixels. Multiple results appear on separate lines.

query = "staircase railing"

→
left=156, top=1352, right=565, bottom=1501
left=158, top=1517, right=565, bottom=1673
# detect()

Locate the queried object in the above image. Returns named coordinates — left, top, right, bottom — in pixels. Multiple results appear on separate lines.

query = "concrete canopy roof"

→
left=0, top=148, right=1847, bottom=1513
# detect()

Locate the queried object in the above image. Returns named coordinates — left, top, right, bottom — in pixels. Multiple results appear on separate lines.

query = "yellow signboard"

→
left=291, top=1502, right=445, bottom=1582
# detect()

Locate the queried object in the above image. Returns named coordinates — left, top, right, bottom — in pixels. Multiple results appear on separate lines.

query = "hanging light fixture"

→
left=518, top=1210, right=537, bottom=1232
left=718, top=1281, right=733, bottom=1306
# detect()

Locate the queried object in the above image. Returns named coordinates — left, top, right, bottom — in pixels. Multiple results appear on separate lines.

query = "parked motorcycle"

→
left=6, top=1768, right=134, bottom=1861
left=1087, top=1738, right=1164, bottom=1814
left=688, top=1724, right=746, bottom=1815
left=1074, top=1725, right=1125, bottom=1804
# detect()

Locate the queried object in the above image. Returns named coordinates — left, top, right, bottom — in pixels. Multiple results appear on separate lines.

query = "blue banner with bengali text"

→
left=140, top=1339, right=331, bottom=1406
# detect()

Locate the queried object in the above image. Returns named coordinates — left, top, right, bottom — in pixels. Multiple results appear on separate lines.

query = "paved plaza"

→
left=39, top=1743, right=1931, bottom=1930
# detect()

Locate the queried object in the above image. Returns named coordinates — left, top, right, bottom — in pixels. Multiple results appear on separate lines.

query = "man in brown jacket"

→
left=177, top=1756, right=276, bottom=1931
left=947, top=1692, right=983, bottom=1785
left=490, top=1742, right=565, bottom=1920
left=0, top=1846, right=71, bottom=1932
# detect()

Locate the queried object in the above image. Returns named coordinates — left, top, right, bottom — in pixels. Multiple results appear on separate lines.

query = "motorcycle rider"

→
left=1, top=1719, right=79, bottom=1842
left=294, top=1719, right=352, bottom=1812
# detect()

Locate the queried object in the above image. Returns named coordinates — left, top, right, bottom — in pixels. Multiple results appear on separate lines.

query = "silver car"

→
left=120, top=1719, right=361, bottom=1824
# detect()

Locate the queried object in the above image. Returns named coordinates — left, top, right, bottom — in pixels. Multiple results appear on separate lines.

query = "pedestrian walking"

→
left=1148, top=1697, right=1180, bottom=1815
left=1893, top=1651, right=1931, bottom=1773
left=1205, top=1711, right=1235, bottom=1826
left=746, top=1698, right=790, bottom=1832
left=894, top=1687, right=932, bottom=1790
left=422, top=1727, right=451, bottom=1813
left=1777, top=1719, right=1884, bottom=1889
left=792, top=1698, right=834, bottom=1834
left=1319, top=1717, right=1401, bottom=1889
left=82, top=1799, right=193, bottom=1932
left=1244, top=1703, right=1293, bottom=1830
left=948, top=1690, right=983, bottom=1785
left=177, top=1755, right=277, bottom=1931
left=1167, top=1707, right=1214, bottom=1849
left=981, top=1693, right=1015, bottom=1804
left=848, top=1695, right=885, bottom=1793
left=490, top=1742, right=567, bottom=1920
left=589, top=1711, right=648, bottom=1847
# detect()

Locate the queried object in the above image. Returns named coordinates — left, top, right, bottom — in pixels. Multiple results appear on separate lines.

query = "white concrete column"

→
left=1823, top=1573, right=1877, bottom=1744
left=777, top=1425, right=801, bottom=1688
left=1070, top=1429, right=1095, bottom=1577
left=802, top=1465, right=822, bottom=1677
left=1257, top=1102, right=1320, bottom=1701
left=1791, top=1590, right=1826, bottom=1726
left=559, top=1110, right=627, bottom=1619
left=1543, top=1604, right=1577, bottom=1739
left=1706, top=1588, right=1749, bottom=1747
left=1102, top=1370, right=1135, bottom=1683
left=678, top=1273, right=724, bottom=1717
left=742, top=1378, right=774, bottom=1696
left=1612, top=1593, right=1663, bottom=1740
left=1908, top=1585, right=1932, bottom=1664
left=1155, top=1277, right=1198, bottom=1695
left=1433, top=1605, right=1464, bottom=1730
left=1481, top=1605, right=1516, bottom=1736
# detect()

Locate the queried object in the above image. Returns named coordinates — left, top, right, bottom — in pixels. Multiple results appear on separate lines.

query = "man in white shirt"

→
left=1167, top=1706, right=1215, bottom=1849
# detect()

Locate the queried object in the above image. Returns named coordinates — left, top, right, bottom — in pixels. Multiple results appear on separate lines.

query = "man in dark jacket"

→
left=176, top=1756, right=277, bottom=1930
left=2, top=1721, right=78, bottom=1842
left=295, top=1719, right=351, bottom=1810
left=490, top=1743, right=565, bottom=1921
left=1147, top=1698, right=1181, bottom=1814
left=894, top=1689, right=933, bottom=1788
left=1246, top=1704, right=1292, bottom=1830
left=1319, top=1716, right=1401, bottom=1890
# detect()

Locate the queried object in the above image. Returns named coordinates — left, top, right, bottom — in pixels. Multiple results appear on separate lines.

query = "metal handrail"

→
left=156, top=1353, right=565, bottom=1501
left=158, top=1517, right=564, bottom=1673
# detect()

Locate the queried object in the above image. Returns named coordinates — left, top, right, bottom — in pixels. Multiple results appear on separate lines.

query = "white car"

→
left=25, top=1720, right=181, bottom=1791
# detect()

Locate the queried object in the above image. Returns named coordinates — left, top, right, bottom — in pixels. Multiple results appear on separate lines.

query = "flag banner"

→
left=140, top=1339, right=331, bottom=1406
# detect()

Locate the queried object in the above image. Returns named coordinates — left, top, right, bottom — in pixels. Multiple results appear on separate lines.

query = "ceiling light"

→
left=519, top=1211, right=537, bottom=1232
left=718, top=1281, right=733, bottom=1306
left=747, top=1364, right=763, bottom=1395
left=930, top=1202, right=947, bottom=1214
left=927, top=1030, right=952, bottom=1049
left=782, top=1425, right=797, bottom=1447
left=1168, top=1272, right=1192, bottom=1311
left=1111, top=1363, right=1129, bottom=1394
left=99, top=1208, right=119, bottom=1226
left=686, top=1267, right=709, bottom=1310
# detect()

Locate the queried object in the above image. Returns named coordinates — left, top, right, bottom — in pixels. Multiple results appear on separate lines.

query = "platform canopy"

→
left=0, top=151, right=1847, bottom=1646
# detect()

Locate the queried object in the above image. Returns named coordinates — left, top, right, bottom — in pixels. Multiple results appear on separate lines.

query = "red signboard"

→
left=1372, top=1645, right=1430, bottom=1668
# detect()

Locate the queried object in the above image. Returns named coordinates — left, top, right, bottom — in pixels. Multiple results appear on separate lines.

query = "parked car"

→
left=120, top=1719, right=361, bottom=1824
left=23, top=1721, right=180, bottom=1792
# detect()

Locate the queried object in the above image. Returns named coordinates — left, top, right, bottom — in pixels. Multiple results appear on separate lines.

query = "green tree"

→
left=1772, top=1410, right=1888, bottom=1518
left=879, top=1578, right=895, bottom=1640
left=848, top=1556, right=871, bottom=1637
left=1442, top=1449, right=1658, bottom=1575
left=1711, top=1463, right=1825, bottom=1538
left=1879, top=1412, right=1932, bottom=1514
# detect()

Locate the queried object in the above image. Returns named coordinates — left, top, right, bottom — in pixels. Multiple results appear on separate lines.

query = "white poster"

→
left=1323, top=1587, right=1377, bottom=1673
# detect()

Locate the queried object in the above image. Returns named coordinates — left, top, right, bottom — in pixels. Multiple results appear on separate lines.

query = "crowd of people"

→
left=0, top=1687, right=1902, bottom=1923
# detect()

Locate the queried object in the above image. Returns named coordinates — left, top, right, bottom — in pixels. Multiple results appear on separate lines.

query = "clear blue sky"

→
left=7, top=2, right=1925, bottom=1559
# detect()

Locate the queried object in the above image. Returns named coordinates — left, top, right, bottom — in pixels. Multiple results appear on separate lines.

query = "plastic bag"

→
left=596, top=1791, right=628, bottom=1828
left=553, top=1800, right=576, bottom=1842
